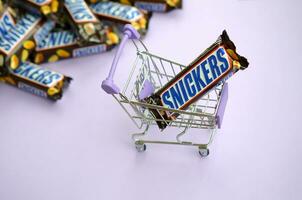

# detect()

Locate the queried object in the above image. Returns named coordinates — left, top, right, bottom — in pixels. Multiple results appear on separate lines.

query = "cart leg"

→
left=132, top=124, right=149, bottom=152
left=197, top=128, right=217, bottom=158
left=206, top=127, right=217, bottom=146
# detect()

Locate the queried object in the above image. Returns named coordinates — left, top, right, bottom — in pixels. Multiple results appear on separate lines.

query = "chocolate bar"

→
left=145, top=30, right=249, bottom=129
left=0, top=13, right=43, bottom=76
left=0, top=6, right=16, bottom=34
left=32, top=28, right=119, bottom=64
left=90, top=1, right=151, bottom=35
left=134, top=0, right=181, bottom=12
left=0, top=61, right=72, bottom=100
left=84, top=0, right=100, bottom=4
left=33, top=19, right=56, bottom=44
left=10, top=0, right=61, bottom=18
left=63, top=0, right=106, bottom=44
left=113, top=0, right=182, bottom=12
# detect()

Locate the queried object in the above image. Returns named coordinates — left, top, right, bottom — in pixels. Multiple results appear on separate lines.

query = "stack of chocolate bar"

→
left=0, top=0, right=182, bottom=100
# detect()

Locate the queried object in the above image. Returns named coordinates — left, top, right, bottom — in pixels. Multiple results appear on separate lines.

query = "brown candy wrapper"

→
left=63, top=0, right=107, bottom=44
left=10, top=0, right=62, bottom=21
left=0, top=61, right=72, bottom=100
left=90, top=1, right=151, bottom=35
left=113, top=0, right=182, bottom=12
left=144, top=31, right=249, bottom=130
left=0, top=13, right=43, bottom=77
left=0, top=6, right=17, bottom=31
left=32, top=27, right=119, bottom=64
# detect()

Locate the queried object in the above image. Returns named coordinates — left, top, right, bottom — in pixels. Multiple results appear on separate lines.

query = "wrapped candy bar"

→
left=0, top=6, right=16, bottom=33
left=32, top=28, right=119, bottom=64
left=0, top=61, right=72, bottom=100
left=10, top=0, right=62, bottom=20
left=0, top=13, right=43, bottom=76
left=90, top=1, right=151, bottom=35
left=33, top=19, right=56, bottom=44
left=113, top=0, right=182, bottom=12
left=63, top=0, right=107, bottom=44
left=144, top=30, right=249, bottom=129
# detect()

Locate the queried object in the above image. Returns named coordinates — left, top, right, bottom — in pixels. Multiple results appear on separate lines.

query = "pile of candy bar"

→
left=0, top=0, right=182, bottom=101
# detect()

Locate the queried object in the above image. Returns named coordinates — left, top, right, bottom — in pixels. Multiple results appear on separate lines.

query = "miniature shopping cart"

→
left=102, top=25, right=228, bottom=157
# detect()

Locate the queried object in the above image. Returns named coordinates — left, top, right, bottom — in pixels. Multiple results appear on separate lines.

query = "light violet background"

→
left=0, top=0, right=301, bottom=199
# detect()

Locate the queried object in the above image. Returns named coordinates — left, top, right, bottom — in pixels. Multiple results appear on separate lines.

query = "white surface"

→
left=1, top=0, right=302, bottom=199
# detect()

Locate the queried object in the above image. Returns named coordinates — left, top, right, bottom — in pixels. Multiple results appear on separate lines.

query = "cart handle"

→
left=102, top=25, right=140, bottom=94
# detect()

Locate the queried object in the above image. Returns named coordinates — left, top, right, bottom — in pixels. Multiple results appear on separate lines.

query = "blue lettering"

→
left=183, top=73, right=197, bottom=97
left=200, top=60, right=212, bottom=85
left=162, top=92, right=175, bottom=109
left=73, top=45, right=106, bottom=57
left=36, top=71, right=52, bottom=82
left=0, top=12, right=15, bottom=36
left=134, top=2, right=166, bottom=12
left=178, top=79, right=189, bottom=102
left=18, top=82, right=47, bottom=98
left=217, top=48, right=229, bottom=73
left=170, top=84, right=184, bottom=109
left=42, top=74, right=61, bottom=85
left=91, top=2, right=141, bottom=21
left=17, top=65, right=35, bottom=77
left=34, top=20, right=55, bottom=43
left=13, top=62, right=62, bottom=86
left=65, top=0, right=96, bottom=22
left=28, top=68, right=43, bottom=80
left=191, top=65, right=206, bottom=91
left=208, top=55, right=221, bottom=79
left=37, top=31, right=77, bottom=49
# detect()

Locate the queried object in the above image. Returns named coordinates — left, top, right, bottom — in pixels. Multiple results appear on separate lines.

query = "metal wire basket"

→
left=102, top=25, right=228, bottom=157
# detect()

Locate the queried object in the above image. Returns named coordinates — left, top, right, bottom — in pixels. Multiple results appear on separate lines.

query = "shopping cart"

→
left=102, top=25, right=228, bottom=157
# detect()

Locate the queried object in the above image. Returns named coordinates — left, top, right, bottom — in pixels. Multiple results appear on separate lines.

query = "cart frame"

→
left=102, top=25, right=228, bottom=157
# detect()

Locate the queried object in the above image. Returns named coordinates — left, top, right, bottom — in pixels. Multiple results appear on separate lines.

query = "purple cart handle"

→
left=216, top=83, right=228, bottom=129
left=102, top=25, right=140, bottom=94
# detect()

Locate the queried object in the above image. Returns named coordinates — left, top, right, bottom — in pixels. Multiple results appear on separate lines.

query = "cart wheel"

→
left=135, top=143, right=146, bottom=152
left=198, top=148, right=209, bottom=158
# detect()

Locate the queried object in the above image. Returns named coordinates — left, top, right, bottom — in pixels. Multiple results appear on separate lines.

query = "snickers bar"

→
left=0, top=13, right=42, bottom=76
left=145, top=30, right=249, bottom=129
left=10, top=0, right=61, bottom=19
left=0, top=7, right=16, bottom=33
left=90, top=1, right=151, bottom=35
left=0, top=61, right=72, bottom=100
left=32, top=28, right=119, bottom=64
left=63, top=0, right=106, bottom=44
left=114, top=0, right=182, bottom=12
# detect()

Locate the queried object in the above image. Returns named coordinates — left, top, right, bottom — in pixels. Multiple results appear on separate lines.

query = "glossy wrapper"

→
left=0, top=6, right=17, bottom=32
left=0, top=13, right=43, bottom=76
left=33, top=19, right=56, bottom=43
left=0, top=62, right=72, bottom=100
left=85, top=0, right=131, bottom=4
left=90, top=1, right=151, bottom=35
left=63, top=0, right=107, bottom=44
left=84, top=0, right=100, bottom=4
left=32, top=27, right=119, bottom=64
left=10, top=0, right=62, bottom=21
left=112, top=0, right=182, bottom=12
left=144, top=31, right=249, bottom=130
